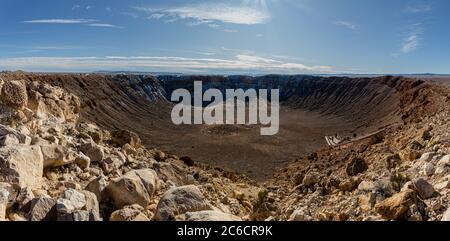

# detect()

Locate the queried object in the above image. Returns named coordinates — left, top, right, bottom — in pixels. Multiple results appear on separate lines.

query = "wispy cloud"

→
left=208, top=23, right=220, bottom=29
left=121, top=12, right=140, bottom=19
left=72, top=5, right=80, bottom=11
left=0, top=55, right=333, bottom=74
left=223, top=29, right=238, bottom=33
left=401, top=23, right=423, bottom=53
left=87, top=23, right=123, bottom=29
left=401, top=35, right=420, bottom=53
left=148, top=13, right=165, bottom=19
left=135, top=3, right=270, bottom=25
left=333, top=20, right=359, bottom=30
left=405, top=3, right=432, bottom=13
left=395, top=1, right=433, bottom=56
left=33, top=46, right=84, bottom=51
left=22, top=19, right=96, bottom=24
left=220, top=46, right=255, bottom=55
left=22, top=19, right=123, bottom=29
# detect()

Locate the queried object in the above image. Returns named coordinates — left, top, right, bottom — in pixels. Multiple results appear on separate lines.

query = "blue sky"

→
left=0, top=0, right=449, bottom=74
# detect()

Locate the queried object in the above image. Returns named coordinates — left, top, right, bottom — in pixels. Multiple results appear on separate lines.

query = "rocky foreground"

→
left=0, top=72, right=449, bottom=221
left=0, top=74, right=265, bottom=221
left=269, top=80, right=450, bottom=221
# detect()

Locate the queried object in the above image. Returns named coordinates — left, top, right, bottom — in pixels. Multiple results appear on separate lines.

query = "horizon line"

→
left=2, top=69, right=450, bottom=77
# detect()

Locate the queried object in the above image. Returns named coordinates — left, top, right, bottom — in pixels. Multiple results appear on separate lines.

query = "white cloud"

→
left=22, top=19, right=122, bottom=29
left=220, top=47, right=255, bottom=55
left=401, top=23, right=423, bottom=54
left=0, top=55, right=333, bottom=74
left=333, top=20, right=359, bottom=30
left=199, top=52, right=215, bottom=56
left=72, top=5, right=80, bottom=11
left=86, top=5, right=92, bottom=10
left=33, top=46, right=84, bottom=50
left=402, top=35, right=419, bottom=53
left=236, top=55, right=281, bottom=64
left=223, top=29, right=238, bottom=33
left=148, top=13, right=165, bottom=19
left=121, top=12, right=140, bottom=19
left=87, top=23, right=123, bottom=29
left=405, top=4, right=432, bottom=13
left=135, top=3, right=270, bottom=25
left=208, top=23, right=220, bottom=29
left=22, top=19, right=96, bottom=24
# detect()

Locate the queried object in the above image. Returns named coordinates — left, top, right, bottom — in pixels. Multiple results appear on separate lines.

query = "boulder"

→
left=128, top=169, right=158, bottom=196
left=346, top=157, right=368, bottom=176
left=375, top=189, right=418, bottom=220
left=61, top=189, right=87, bottom=210
left=155, top=185, right=212, bottom=221
left=302, top=171, right=320, bottom=187
left=442, top=207, right=450, bottom=221
left=58, top=210, right=90, bottom=221
left=0, top=145, right=43, bottom=189
left=111, top=129, right=141, bottom=148
left=184, top=210, right=242, bottom=221
left=15, top=187, right=34, bottom=212
left=40, top=144, right=74, bottom=168
left=79, top=140, right=104, bottom=163
left=422, top=163, right=435, bottom=177
left=357, top=181, right=375, bottom=193
left=106, top=169, right=158, bottom=208
left=411, top=178, right=435, bottom=199
left=288, top=208, right=312, bottom=221
left=110, top=204, right=150, bottom=221
left=419, top=152, right=437, bottom=162
left=55, top=199, right=77, bottom=220
left=101, top=156, right=124, bottom=174
left=440, top=155, right=450, bottom=164
left=8, top=213, right=28, bottom=221
left=0, top=80, right=28, bottom=108
left=339, top=177, right=362, bottom=192
left=56, top=189, right=87, bottom=221
left=29, top=197, right=57, bottom=221
left=153, top=162, right=188, bottom=186
left=85, top=176, right=108, bottom=202
left=81, top=190, right=102, bottom=221
left=70, top=210, right=90, bottom=221
left=54, top=189, right=101, bottom=221
left=0, top=134, right=19, bottom=146
left=434, top=181, right=450, bottom=191
left=0, top=124, right=32, bottom=144
left=0, top=185, right=10, bottom=221
left=75, top=153, right=91, bottom=169
left=154, top=150, right=166, bottom=161
left=77, top=123, right=103, bottom=144
left=435, top=155, right=450, bottom=175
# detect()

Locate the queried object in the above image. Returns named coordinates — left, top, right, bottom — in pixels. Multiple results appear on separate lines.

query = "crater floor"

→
left=141, top=107, right=357, bottom=181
